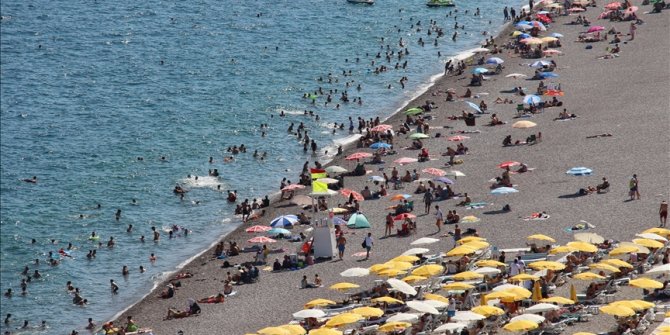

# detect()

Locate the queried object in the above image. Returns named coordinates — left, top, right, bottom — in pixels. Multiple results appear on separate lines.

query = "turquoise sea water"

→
left=1, top=0, right=515, bottom=332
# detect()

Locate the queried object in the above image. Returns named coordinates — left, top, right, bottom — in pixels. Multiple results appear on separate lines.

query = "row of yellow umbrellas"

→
left=599, top=300, right=656, bottom=317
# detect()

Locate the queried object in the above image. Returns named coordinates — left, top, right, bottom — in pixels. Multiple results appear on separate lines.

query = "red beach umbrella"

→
left=246, top=225, right=272, bottom=233
left=394, top=157, right=418, bottom=165
left=340, top=189, right=364, bottom=202
left=605, top=2, right=622, bottom=10
left=346, top=152, right=372, bottom=161
left=248, top=236, right=277, bottom=244
left=370, top=124, right=393, bottom=132
left=422, top=168, right=447, bottom=176
left=394, top=213, right=417, bottom=221
left=544, top=90, right=564, bottom=96
left=498, top=161, right=521, bottom=168
left=587, top=26, right=605, bottom=33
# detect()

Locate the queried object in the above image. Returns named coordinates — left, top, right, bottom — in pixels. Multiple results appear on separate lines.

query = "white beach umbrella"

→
left=635, top=233, right=668, bottom=242
left=293, top=309, right=326, bottom=319
left=325, top=166, right=348, bottom=173
left=574, top=232, right=605, bottom=244
left=525, top=303, right=560, bottom=314
left=316, top=177, right=340, bottom=184
left=402, top=248, right=430, bottom=256
left=340, top=267, right=370, bottom=277
left=452, top=311, right=486, bottom=322
left=406, top=301, right=440, bottom=315
left=645, top=263, right=670, bottom=275
left=619, top=241, right=650, bottom=254
left=434, top=323, right=469, bottom=332
left=474, top=267, right=502, bottom=276
left=492, top=284, right=524, bottom=292
left=291, top=195, right=313, bottom=207
left=471, top=48, right=490, bottom=53
left=387, top=278, right=418, bottom=296
left=411, top=237, right=440, bottom=245
left=386, top=313, right=420, bottom=323
left=422, top=299, right=449, bottom=309
left=510, top=314, right=546, bottom=323
left=445, top=170, right=466, bottom=177
left=505, top=73, right=528, bottom=78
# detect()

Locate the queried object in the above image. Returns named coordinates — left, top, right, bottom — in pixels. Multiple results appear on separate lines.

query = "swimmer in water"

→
left=110, top=279, right=119, bottom=294
left=139, top=265, right=145, bottom=273
left=127, top=224, right=133, bottom=233
left=22, top=176, right=37, bottom=183
left=150, top=253, right=157, bottom=262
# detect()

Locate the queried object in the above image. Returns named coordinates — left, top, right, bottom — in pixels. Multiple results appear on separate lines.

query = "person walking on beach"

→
left=423, top=191, right=433, bottom=214
left=503, top=7, right=510, bottom=21
left=629, top=22, right=636, bottom=40
left=363, top=233, right=373, bottom=260
left=435, top=205, right=444, bottom=232
left=336, top=234, right=346, bottom=260
left=453, top=224, right=461, bottom=247
left=629, top=174, right=640, bottom=200
left=660, top=200, right=668, bottom=227
left=385, top=213, right=394, bottom=237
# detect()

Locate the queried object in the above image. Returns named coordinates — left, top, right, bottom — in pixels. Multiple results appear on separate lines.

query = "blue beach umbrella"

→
left=530, top=60, right=552, bottom=68
left=434, top=177, right=455, bottom=184
left=516, top=24, right=533, bottom=31
left=566, top=167, right=593, bottom=176
left=550, top=33, right=564, bottom=38
left=268, top=228, right=291, bottom=236
left=270, top=215, right=299, bottom=227
left=465, top=101, right=483, bottom=113
left=486, top=57, right=504, bottom=65
left=516, top=20, right=531, bottom=25
left=472, top=67, right=489, bottom=74
left=369, top=175, right=385, bottom=182
left=370, top=142, right=392, bottom=150
left=517, top=33, right=531, bottom=39
left=490, top=187, right=519, bottom=195
left=347, top=213, right=371, bottom=229
left=523, top=95, right=542, bottom=105
left=539, top=72, right=559, bottom=79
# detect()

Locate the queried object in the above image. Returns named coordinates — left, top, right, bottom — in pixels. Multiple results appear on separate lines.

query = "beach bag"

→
left=362, top=240, right=367, bottom=249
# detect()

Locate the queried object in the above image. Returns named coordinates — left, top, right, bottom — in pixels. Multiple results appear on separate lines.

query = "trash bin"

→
left=465, top=116, right=476, bottom=126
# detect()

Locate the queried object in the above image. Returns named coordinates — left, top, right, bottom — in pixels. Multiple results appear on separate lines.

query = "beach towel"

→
left=564, top=221, right=596, bottom=233
left=523, top=213, right=551, bottom=221
left=465, top=202, right=488, bottom=209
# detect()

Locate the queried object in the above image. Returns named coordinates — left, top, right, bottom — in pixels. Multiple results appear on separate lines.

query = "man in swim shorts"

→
left=660, top=200, right=668, bottom=227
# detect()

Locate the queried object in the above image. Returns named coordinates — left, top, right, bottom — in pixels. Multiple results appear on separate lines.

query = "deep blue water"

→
left=1, top=0, right=514, bottom=332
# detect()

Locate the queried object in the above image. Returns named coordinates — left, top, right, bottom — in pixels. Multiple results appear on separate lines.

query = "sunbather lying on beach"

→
left=198, top=293, right=225, bottom=304
left=165, top=299, right=201, bottom=320
left=586, top=133, right=612, bottom=138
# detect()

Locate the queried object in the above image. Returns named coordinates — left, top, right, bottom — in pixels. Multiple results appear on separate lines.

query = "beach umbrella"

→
left=246, top=225, right=272, bottom=233
left=378, top=322, right=412, bottom=333
left=325, top=166, right=347, bottom=174
left=340, top=189, right=364, bottom=202
left=506, top=73, right=528, bottom=78
left=540, top=296, right=575, bottom=305
left=390, top=255, right=419, bottom=263
left=258, top=327, right=292, bottom=335
left=486, top=291, right=520, bottom=301
left=574, top=232, right=605, bottom=244
left=528, top=261, right=566, bottom=271
left=530, top=60, right=552, bottom=68
left=393, top=213, right=416, bottom=222
left=270, top=215, right=299, bottom=227
left=474, top=267, right=501, bottom=276
left=407, top=301, right=440, bottom=315
left=409, top=132, right=430, bottom=140
left=404, top=107, right=423, bottom=116
left=411, top=264, right=444, bottom=277
left=510, top=274, right=540, bottom=282
left=370, top=124, right=393, bottom=132
left=521, top=37, right=544, bottom=45
left=510, top=314, right=545, bottom=324
left=493, top=285, right=532, bottom=298
left=512, top=30, right=524, bottom=37
left=453, top=271, right=484, bottom=281
left=291, top=195, right=314, bottom=207
left=465, top=101, right=483, bottom=113
left=402, top=247, right=430, bottom=256
left=471, top=47, right=490, bottom=53
left=568, top=7, right=586, bottom=12
left=571, top=284, right=577, bottom=302
left=324, top=313, right=363, bottom=328
left=368, top=175, right=385, bottom=183
left=329, top=282, right=360, bottom=291
left=268, top=228, right=291, bottom=236
left=587, top=26, right=605, bottom=33
left=499, top=161, right=521, bottom=169
left=566, top=167, right=593, bottom=176
left=635, top=233, right=668, bottom=242
left=279, top=325, right=307, bottom=335
left=370, top=264, right=393, bottom=274
left=445, top=170, right=466, bottom=177
left=516, top=24, right=533, bottom=31
left=618, top=242, right=648, bottom=254
left=453, top=311, right=486, bottom=322
left=550, top=33, right=564, bottom=38
left=345, top=152, right=372, bottom=161
left=471, top=305, right=505, bottom=317
left=543, top=49, right=563, bottom=55
left=486, top=57, right=505, bottom=65
left=372, top=296, right=405, bottom=305
left=304, top=298, right=336, bottom=308
left=434, top=177, right=455, bottom=185
left=352, top=307, right=384, bottom=318
left=386, top=313, right=418, bottom=323
left=461, top=215, right=480, bottom=223
left=512, top=120, right=537, bottom=129
left=610, top=300, right=654, bottom=311
left=539, top=72, right=559, bottom=79
left=282, top=184, right=305, bottom=192
left=601, top=259, right=633, bottom=268
left=340, top=267, right=369, bottom=277
left=523, top=94, right=542, bottom=105
left=490, top=187, right=519, bottom=195
left=248, top=236, right=277, bottom=244
left=600, top=305, right=635, bottom=317
left=346, top=213, right=370, bottom=228
left=402, top=275, right=428, bottom=283
left=526, top=303, right=560, bottom=314
left=377, top=268, right=407, bottom=277
left=369, top=142, right=392, bottom=150
left=332, top=217, right=347, bottom=226
left=424, top=293, right=450, bottom=304
left=589, top=263, right=620, bottom=273
left=477, top=260, right=506, bottom=268
left=422, top=168, right=446, bottom=176
left=632, top=238, right=665, bottom=249
left=573, top=333, right=596, bottom=335
left=609, top=245, right=640, bottom=256
left=527, top=234, right=556, bottom=243
left=293, top=309, right=326, bottom=319
left=390, top=194, right=412, bottom=201
left=504, top=320, right=540, bottom=332
left=605, top=2, right=622, bottom=9
left=567, top=241, right=598, bottom=253
left=308, top=329, right=342, bottom=335
left=598, top=10, right=614, bottom=19
left=462, top=241, right=490, bottom=250
left=443, top=282, right=476, bottom=290
left=316, top=178, right=339, bottom=184
left=387, top=278, right=417, bottom=295
left=573, top=272, right=606, bottom=280
left=457, top=236, right=486, bottom=243
left=434, top=323, right=469, bottom=333
left=629, top=278, right=664, bottom=289
left=447, top=245, right=478, bottom=257
left=394, top=157, right=418, bottom=165
left=472, top=67, right=489, bottom=74
left=642, top=227, right=670, bottom=237
left=645, top=263, right=670, bottom=275
left=423, top=299, right=448, bottom=309
left=411, top=237, right=439, bottom=245
left=529, top=21, right=547, bottom=30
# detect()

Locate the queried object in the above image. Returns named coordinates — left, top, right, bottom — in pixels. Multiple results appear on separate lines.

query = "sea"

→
left=0, top=0, right=517, bottom=333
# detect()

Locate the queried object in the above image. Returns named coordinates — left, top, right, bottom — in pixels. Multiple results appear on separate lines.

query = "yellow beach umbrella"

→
left=390, top=255, right=420, bottom=263
left=258, top=327, right=291, bottom=335
left=504, top=320, right=540, bottom=332
left=402, top=275, right=428, bottom=283
left=567, top=241, right=598, bottom=253
left=540, top=296, right=575, bottom=305
left=424, top=293, right=450, bottom=304
left=512, top=120, right=537, bottom=129
left=329, top=282, right=360, bottom=291
left=527, top=234, right=556, bottom=243
left=658, top=326, right=670, bottom=332
left=471, top=305, right=505, bottom=316
left=500, top=286, right=533, bottom=300
left=475, top=260, right=506, bottom=267
left=305, top=299, right=336, bottom=309
left=443, top=282, right=476, bottom=290
left=589, top=263, right=620, bottom=273
left=510, top=273, right=540, bottom=281
left=528, top=261, right=566, bottom=271
left=372, top=296, right=405, bottom=304
left=378, top=322, right=412, bottom=333
left=549, top=245, right=577, bottom=255
left=462, top=241, right=490, bottom=250
left=610, top=300, right=654, bottom=311
left=629, top=278, right=664, bottom=289
left=541, top=36, right=558, bottom=42
left=279, top=325, right=307, bottom=335
left=461, top=215, right=480, bottom=223
left=386, top=261, right=414, bottom=271
left=446, top=245, right=478, bottom=257
left=457, top=236, right=486, bottom=244
left=324, top=313, right=363, bottom=328
left=411, top=264, right=444, bottom=277
left=486, top=291, right=518, bottom=300
left=308, top=328, right=343, bottom=335
left=632, top=238, right=664, bottom=249
left=453, top=271, right=484, bottom=281
left=570, top=284, right=577, bottom=302
left=352, top=307, right=384, bottom=318
left=599, top=305, right=635, bottom=317
left=377, top=268, right=407, bottom=277
left=609, top=245, right=640, bottom=256
left=601, top=259, right=633, bottom=268
left=573, top=272, right=606, bottom=280
left=512, top=31, right=524, bottom=37
left=369, top=263, right=392, bottom=273
left=642, top=227, right=670, bottom=237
